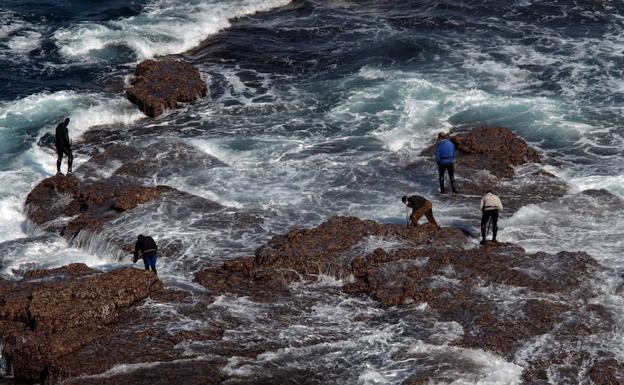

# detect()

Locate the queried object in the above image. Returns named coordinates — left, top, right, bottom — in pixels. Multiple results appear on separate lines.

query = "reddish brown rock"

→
left=126, top=59, right=208, bottom=118
left=0, top=265, right=161, bottom=384
left=25, top=174, right=173, bottom=239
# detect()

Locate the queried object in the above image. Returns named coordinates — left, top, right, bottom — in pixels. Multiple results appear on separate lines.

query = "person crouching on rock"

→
left=480, top=190, right=503, bottom=245
left=133, top=234, right=158, bottom=274
left=435, top=132, right=457, bottom=194
left=402, top=195, right=439, bottom=228
left=55, top=117, right=73, bottom=175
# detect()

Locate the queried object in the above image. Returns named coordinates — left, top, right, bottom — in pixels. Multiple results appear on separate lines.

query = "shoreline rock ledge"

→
left=126, top=59, right=208, bottom=118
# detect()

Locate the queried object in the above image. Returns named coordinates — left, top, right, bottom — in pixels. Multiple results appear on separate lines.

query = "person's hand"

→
left=132, top=255, right=138, bottom=263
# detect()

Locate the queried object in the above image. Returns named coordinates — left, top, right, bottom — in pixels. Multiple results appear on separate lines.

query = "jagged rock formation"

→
left=126, top=59, right=208, bottom=118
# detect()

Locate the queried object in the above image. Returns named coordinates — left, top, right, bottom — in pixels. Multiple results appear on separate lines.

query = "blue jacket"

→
left=435, top=139, right=455, bottom=165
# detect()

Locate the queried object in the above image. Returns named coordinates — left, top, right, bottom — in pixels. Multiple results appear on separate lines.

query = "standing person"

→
left=435, top=132, right=457, bottom=194
left=480, top=190, right=503, bottom=245
left=133, top=234, right=158, bottom=274
left=402, top=195, right=439, bottom=228
left=55, top=117, right=73, bottom=175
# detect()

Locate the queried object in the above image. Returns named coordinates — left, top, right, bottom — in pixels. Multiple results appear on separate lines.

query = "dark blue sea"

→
left=1, top=1, right=623, bottom=383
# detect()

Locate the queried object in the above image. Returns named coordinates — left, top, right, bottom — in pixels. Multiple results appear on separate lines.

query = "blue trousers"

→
left=143, top=255, right=157, bottom=273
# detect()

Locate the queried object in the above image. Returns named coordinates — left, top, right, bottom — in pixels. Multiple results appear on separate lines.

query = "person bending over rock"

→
left=480, top=190, right=503, bottom=245
left=133, top=234, right=158, bottom=274
left=402, top=195, right=439, bottom=228
left=55, top=117, right=73, bottom=175
left=435, top=132, right=457, bottom=194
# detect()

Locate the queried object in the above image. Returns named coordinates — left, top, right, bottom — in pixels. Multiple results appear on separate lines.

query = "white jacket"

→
left=480, top=192, right=503, bottom=212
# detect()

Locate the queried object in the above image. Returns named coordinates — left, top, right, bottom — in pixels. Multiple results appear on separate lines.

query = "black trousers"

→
left=438, top=163, right=456, bottom=192
left=481, top=210, right=499, bottom=241
left=56, top=145, right=73, bottom=173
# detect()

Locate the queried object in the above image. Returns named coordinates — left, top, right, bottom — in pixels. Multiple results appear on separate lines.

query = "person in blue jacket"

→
left=435, top=132, right=457, bottom=193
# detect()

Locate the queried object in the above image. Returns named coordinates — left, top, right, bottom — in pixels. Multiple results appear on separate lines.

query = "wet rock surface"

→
left=196, top=216, right=622, bottom=384
left=25, top=174, right=174, bottom=239
left=414, top=126, right=569, bottom=213
left=0, top=265, right=161, bottom=384
left=126, top=59, right=208, bottom=118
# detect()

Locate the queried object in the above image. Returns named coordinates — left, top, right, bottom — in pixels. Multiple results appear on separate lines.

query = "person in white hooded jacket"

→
left=480, top=190, right=503, bottom=245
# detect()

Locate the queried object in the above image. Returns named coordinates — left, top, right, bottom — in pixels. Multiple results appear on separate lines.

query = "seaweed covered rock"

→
left=126, top=59, right=208, bottom=118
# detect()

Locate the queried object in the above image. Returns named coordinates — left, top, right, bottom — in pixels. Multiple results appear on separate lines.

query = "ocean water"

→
left=1, top=0, right=623, bottom=383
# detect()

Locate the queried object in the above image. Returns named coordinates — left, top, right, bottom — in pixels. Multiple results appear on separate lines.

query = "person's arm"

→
left=435, top=144, right=441, bottom=164
left=480, top=197, right=485, bottom=212
left=64, top=126, right=71, bottom=148
left=497, top=196, right=503, bottom=211
left=132, top=241, right=139, bottom=263
left=451, top=142, right=456, bottom=162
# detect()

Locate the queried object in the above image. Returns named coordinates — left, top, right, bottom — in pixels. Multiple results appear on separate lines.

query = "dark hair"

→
left=437, top=132, right=447, bottom=140
left=64, top=117, right=70, bottom=124
left=486, top=190, right=493, bottom=194
left=401, top=195, right=407, bottom=203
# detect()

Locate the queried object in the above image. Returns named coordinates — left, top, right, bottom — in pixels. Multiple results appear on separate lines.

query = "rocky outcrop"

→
left=413, top=126, right=568, bottom=212
left=126, top=59, right=208, bottom=118
left=0, top=265, right=161, bottom=384
left=25, top=174, right=173, bottom=239
left=421, top=126, right=540, bottom=179
left=195, top=216, right=620, bottom=383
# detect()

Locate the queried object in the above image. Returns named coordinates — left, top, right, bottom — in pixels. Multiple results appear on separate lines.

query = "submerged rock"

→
left=0, top=265, right=161, bottom=384
left=126, top=59, right=208, bottom=118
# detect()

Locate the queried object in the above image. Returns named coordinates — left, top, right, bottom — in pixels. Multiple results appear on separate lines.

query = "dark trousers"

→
left=438, top=163, right=456, bottom=193
left=481, top=210, right=499, bottom=241
left=56, top=146, right=73, bottom=173
left=143, top=255, right=157, bottom=274
left=410, top=201, right=438, bottom=227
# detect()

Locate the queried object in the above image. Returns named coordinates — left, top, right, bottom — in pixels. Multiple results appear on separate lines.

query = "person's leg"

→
left=142, top=257, right=149, bottom=270
left=424, top=208, right=438, bottom=227
left=448, top=164, right=457, bottom=193
left=65, top=148, right=73, bottom=174
left=56, top=147, right=63, bottom=174
left=149, top=256, right=157, bottom=274
left=438, top=164, right=446, bottom=193
left=491, top=210, right=499, bottom=241
left=480, top=212, right=489, bottom=243
left=411, top=202, right=432, bottom=227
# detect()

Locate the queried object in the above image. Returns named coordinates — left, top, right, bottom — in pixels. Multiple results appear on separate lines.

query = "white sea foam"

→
left=54, top=0, right=291, bottom=61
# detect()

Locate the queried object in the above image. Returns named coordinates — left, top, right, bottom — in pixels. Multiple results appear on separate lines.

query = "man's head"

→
left=64, top=117, right=70, bottom=124
left=137, top=234, right=144, bottom=240
left=437, top=132, right=448, bottom=140
left=486, top=189, right=493, bottom=194
left=401, top=195, right=408, bottom=204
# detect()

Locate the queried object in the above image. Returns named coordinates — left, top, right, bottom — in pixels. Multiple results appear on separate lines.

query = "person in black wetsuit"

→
left=133, top=234, right=158, bottom=274
left=55, top=117, right=73, bottom=175
left=402, top=195, right=439, bottom=228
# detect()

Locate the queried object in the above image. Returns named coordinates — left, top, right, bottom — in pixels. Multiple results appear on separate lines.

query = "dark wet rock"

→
left=412, top=126, right=568, bottom=213
left=196, top=216, right=610, bottom=382
left=23, top=263, right=97, bottom=279
left=75, top=141, right=226, bottom=183
left=63, top=359, right=227, bottom=385
left=196, top=216, right=457, bottom=299
left=0, top=265, right=161, bottom=384
left=420, top=126, right=540, bottom=179
left=126, top=59, right=208, bottom=118
left=25, top=174, right=174, bottom=239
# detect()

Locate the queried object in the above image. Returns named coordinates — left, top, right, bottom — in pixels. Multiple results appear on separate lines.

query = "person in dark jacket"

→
left=133, top=234, right=158, bottom=274
left=435, top=132, right=457, bottom=193
left=55, top=117, right=73, bottom=175
left=402, top=195, right=439, bottom=228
